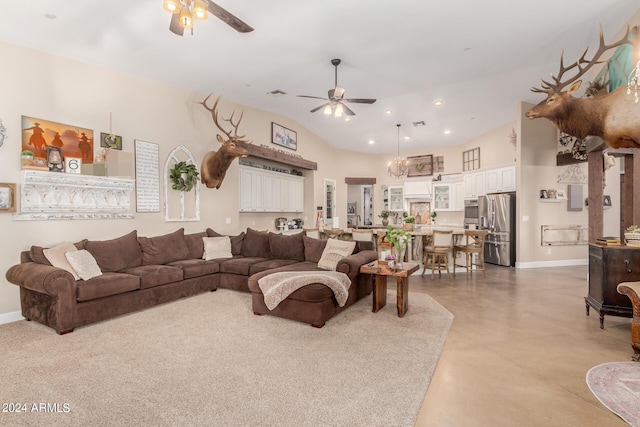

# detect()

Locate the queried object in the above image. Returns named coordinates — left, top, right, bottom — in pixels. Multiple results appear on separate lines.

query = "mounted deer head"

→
left=199, top=93, right=252, bottom=189
left=526, top=26, right=640, bottom=150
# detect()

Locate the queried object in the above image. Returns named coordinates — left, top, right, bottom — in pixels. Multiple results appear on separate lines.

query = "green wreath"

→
left=169, top=161, right=199, bottom=192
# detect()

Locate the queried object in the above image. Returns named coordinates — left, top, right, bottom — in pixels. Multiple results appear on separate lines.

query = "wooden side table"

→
left=359, top=261, right=419, bottom=317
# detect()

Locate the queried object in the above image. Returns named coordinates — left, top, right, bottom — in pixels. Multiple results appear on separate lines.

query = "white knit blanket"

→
left=258, top=271, right=352, bottom=310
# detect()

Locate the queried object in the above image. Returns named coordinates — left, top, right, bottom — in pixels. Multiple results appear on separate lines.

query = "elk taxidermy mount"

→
left=199, top=94, right=252, bottom=189
left=526, top=26, right=640, bottom=150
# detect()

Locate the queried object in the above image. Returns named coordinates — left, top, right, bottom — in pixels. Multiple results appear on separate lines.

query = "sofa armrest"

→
left=6, top=262, right=77, bottom=297
left=336, top=250, right=378, bottom=279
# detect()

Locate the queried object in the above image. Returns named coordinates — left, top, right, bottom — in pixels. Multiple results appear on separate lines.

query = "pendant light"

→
left=387, top=124, right=408, bottom=179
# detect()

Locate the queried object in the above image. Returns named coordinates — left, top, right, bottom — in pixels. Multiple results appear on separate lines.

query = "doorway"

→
left=346, top=177, right=376, bottom=228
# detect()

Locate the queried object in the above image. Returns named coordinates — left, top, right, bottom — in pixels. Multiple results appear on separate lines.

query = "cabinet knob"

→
left=625, top=259, right=632, bottom=273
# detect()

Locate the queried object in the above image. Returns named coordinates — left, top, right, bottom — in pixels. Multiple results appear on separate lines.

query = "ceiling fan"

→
left=297, top=59, right=377, bottom=117
left=164, top=0, right=254, bottom=36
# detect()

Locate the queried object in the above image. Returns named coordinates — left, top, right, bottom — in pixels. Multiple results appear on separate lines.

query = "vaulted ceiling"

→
left=0, top=0, right=634, bottom=153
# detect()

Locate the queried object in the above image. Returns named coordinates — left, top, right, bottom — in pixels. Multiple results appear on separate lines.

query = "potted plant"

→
left=430, top=211, right=437, bottom=225
left=379, top=210, right=390, bottom=226
left=403, top=215, right=415, bottom=231
left=385, top=225, right=410, bottom=269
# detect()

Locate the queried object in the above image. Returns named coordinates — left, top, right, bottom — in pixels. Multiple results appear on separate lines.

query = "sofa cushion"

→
left=138, top=228, right=190, bottom=265
left=241, top=228, right=271, bottom=258
left=43, top=241, right=80, bottom=280
left=30, top=240, right=86, bottom=266
left=219, top=257, right=268, bottom=275
left=249, top=259, right=299, bottom=275
left=269, top=232, right=305, bottom=261
left=207, top=229, right=245, bottom=255
left=76, top=272, right=140, bottom=302
left=203, top=236, right=232, bottom=260
left=85, top=230, right=142, bottom=272
left=119, top=264, right=184, bottom=289
left=303, top=236, right=328, bottom=263
left=65, top=250, right=103, bottom=281
left=167, top=259, right=220, bottom=279
left=184, top=231, right=207, bottom=259
left=318, top=239, right=356, bottom=271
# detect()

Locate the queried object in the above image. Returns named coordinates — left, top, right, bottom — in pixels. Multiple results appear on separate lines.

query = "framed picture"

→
left=407, top=155, right=433, bottom=177
left=409, top=201, right=430, bottom=225
left=0, top=183, right=16, bottom=212
left=21, top=116, right=94, bottom=164
left=347, top=202, right=356, bottom=214
left=272, top=122, right=297, bottom=151
left=100, top=132, right=123, bottom=150
left=604, top=195, right=612, bottom=206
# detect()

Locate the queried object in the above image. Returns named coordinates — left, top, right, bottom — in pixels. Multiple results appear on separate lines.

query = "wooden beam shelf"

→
left=239, top=143, right=317, bottom=170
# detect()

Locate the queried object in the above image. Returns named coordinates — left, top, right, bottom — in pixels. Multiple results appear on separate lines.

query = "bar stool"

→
left=453, top=229, right=489, bottom=277
left=324, top=228, right=344, bottom=239
left=422, top=229, right=453, bottom=279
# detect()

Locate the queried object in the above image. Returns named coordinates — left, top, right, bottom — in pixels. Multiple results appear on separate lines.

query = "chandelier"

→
left=387, top=124, right=408, bottom=179
left=163, top=0, right=208, bottom=31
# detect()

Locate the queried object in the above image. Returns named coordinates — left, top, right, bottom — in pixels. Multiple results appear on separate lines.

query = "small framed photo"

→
left=0, top=183, right=16, bottom=212
left=604, top=195, right=612, bottom=206
left=272, top=122, right=297, bottom=151
left=100, top=132, right=123, bottom=150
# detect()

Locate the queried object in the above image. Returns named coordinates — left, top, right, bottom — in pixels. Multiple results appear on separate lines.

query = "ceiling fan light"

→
left=323, top=104, right=333, bottom=115
left=163, top=0, right=180, bottom=14
left=179, top=7, right=193, bottom=28
left=193, top=0, right=208, bottom=20
left=334, top=103, right=344, bottom=117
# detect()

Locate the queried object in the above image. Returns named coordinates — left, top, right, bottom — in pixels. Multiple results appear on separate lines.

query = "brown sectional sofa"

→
left=6, top=227, right=377, bottom=334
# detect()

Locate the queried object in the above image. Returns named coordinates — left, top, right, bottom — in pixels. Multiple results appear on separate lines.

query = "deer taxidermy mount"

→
left=526, top=26, right=640, bottom=150
left=199, top=94, right=252, bottom=189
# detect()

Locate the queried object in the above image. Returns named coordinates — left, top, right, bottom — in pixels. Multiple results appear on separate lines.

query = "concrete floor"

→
left=410, top=264, right=632, bottom=427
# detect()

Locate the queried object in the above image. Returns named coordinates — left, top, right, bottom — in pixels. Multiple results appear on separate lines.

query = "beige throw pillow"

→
left=43, top=241, right=80, bottom=280
left=65, top=250, right=103, bottom=281
left=317, top=239, right=356, bottom=271
left=202, top=236, right=233, bottom=260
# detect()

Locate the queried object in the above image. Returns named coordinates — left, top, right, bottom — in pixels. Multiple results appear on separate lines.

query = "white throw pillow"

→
left=202, top=236, right=233, bottom=260
left=65, top=250, right=103, bottom=281
left=43, top=241, right=80, bottom=280
left=318, top=239, right=356, bottom=271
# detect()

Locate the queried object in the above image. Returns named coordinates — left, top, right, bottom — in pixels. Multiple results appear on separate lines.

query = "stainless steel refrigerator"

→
left=478, top=193, right=516, bottom=267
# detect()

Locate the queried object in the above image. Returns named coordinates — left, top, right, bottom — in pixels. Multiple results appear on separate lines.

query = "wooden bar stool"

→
left=453, top=229, right=489, bottom=277
left=422, top=229, right=453, bottom=279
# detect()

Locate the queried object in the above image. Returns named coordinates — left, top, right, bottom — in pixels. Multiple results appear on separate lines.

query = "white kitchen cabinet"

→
left=239, top=166, right=304, bottom=212
left=463, top=171, right=486, bottom=199
left=432, top=183, right=452, bottom=211
left=388, top=186, right=404, bottom=211
left=452, top=181, right=465, bottom=211
left=485, top=165, right=516, bottom=193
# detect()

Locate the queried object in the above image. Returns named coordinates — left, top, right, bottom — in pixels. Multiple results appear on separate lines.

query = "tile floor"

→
left=410, top=264, right=632, bottom=427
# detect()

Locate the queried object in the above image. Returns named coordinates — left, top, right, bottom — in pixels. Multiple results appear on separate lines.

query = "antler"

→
left=200, top=93, right=253, bottom=144
left=531, top=25, right=631, bottom=94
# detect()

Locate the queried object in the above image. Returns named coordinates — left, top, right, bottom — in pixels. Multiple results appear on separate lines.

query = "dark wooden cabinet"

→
left=587, top=244, right=640, bottom=328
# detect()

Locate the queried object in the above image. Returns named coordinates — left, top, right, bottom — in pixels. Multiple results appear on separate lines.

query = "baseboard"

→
left=0, top=311, right=25, bottom=326
left=516, top=259, right=588, bottom=269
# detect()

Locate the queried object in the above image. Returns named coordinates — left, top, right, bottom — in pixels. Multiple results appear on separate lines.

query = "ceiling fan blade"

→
left=343, top=98, right=377, bottom=104
left=310, top=103, right=331, bottom=113
left=206, top=0, right=254, bottom=33
left=169, top=13, right=184, bottom=36
left=297, top=95, right=329, bottom=101
left=341, top=103, right=356, bottom=116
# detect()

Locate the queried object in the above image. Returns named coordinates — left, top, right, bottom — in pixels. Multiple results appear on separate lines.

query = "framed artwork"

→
left=462, top=147, right=480, bottom=171
left=409, top=201, right=430, bottom=225
left=134, top=140, right=160, bottom=213
left=407, top=155, right=433, bottom=177
left=21, top=116, right=94, bottom=164
left=347, top=202, right=356, bottom=214
left=100, top=132, right=123, bottom=150
left=272, top=122, right=297, bottom=151
left=604, top=195, right=612, bottom=207
left=0, top=183, right=16, bottom=212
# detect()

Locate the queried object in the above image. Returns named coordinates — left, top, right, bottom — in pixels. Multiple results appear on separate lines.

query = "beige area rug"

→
left=587, top=362, right=640, bottom=427
left=0, top=289, right=453, bottom=427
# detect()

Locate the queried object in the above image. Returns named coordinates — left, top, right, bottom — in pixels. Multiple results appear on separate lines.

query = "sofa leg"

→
left=210, top=288, right=217, bottom=292
left=25, top=318, right=31, bottom=321
left=57, top=329, right=74, bottom=335
left=253, top=312, right=263, bottom=316
left=311, top=323, right=325, bottom=328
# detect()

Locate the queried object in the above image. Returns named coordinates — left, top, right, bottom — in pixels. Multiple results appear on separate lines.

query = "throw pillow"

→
left=206, top=229, right=245, bottom=255
left=317, top=239, right=356, bottom=271
left=202, top=236, right=233, bottom=260
left=184, top=231, right=208, bottom=259
left=303, top=235, right=328, bottom=263
left=138, top=228, right=190, bottom=265
left=30, top=240, right=86, bottom=265
left=268, top=232, right=304, bottom=261
left=85, top=230, right=142, bottom=272
left=43, top=241, right=80, bottom=280
left=241, top=228, right=271, bottom=258
left=65, top=250, right=103, bottom=281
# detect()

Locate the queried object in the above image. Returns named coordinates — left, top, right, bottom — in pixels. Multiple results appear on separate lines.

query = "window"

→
left=463, top=147, right=480, bottom=171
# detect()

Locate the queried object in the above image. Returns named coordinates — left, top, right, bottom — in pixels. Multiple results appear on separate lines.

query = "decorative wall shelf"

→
left=241, top=143, right=317, bottom=170
left=13, top=170, right=135, bottom=221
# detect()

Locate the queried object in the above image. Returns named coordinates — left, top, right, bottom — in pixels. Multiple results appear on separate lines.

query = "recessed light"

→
left=344, top=117, right=351, bottom=122
left=404, top=136, right=410, bottom=141
left=385, top=110, right=392, bottom=115
left=368, top=140, right=375, bottom=145
left=433, top=100, right=443, bottom=107
left=444, top=130, right=451, bottom=135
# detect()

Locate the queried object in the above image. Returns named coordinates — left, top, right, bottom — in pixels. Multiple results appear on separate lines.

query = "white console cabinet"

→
left=239, top=166, right=304, bottom=213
